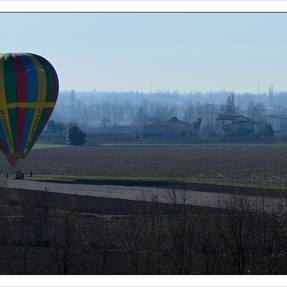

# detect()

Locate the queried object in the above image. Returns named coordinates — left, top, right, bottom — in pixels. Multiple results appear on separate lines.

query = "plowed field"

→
left=0, top=144, right=285, bottom=178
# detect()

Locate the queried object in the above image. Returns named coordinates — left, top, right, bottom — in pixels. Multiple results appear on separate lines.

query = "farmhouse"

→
left=143, top=117, right=201, bottom=139
left=216, top=114, right=255, bottom=136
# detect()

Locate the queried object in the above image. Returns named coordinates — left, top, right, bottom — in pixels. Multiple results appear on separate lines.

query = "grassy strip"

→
left=189, top=177, right=287, bottom=191
left=99, top=143, right=287, bottom=147
left=100, top=143, right=205, bottom=146
left=33, top=144, right=66, bottom=150
left=33, top=174, right=174, bottom=183
left=32, top=174, right=287, bottom=192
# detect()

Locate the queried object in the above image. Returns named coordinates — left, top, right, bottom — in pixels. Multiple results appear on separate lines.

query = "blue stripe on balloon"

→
left=20, top=108, right=35, bottom=152
left=0, top=119, right=9, bottom=153
left=19, top=53, right=38, bottom=102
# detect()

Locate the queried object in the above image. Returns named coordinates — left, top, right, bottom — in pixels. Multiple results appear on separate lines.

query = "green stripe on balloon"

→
left=34, top=55, right=53, bottom=102
left=8, top=109, right=16, bottom=150
left=4, top=54, right=16, bottom=103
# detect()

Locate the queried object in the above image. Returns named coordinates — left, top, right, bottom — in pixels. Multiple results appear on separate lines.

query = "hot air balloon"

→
left=0, top=53, right=59, bottom=166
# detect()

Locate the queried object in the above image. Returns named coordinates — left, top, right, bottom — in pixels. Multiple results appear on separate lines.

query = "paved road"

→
left=3, top=178, right=287, bottom=214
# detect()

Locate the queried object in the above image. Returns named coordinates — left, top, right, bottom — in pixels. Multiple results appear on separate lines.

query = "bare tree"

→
left=47, top=209, right=80, bottom=274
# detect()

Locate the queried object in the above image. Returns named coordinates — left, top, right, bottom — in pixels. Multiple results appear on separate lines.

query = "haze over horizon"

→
left=1, top=13, right=286, bottom=93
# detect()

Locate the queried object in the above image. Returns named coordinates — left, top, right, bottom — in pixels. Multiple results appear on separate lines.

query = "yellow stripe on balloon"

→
left=25, top=55, right=47, bottom=152
left=0, top=102, right=56, bottom=109
left=0, top=55, right=14, bottom=152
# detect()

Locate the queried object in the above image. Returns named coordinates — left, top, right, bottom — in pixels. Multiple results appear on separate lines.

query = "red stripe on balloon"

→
left=12, top=53, right=28, bottom=102
left=16, top=108, right=26, bottom=152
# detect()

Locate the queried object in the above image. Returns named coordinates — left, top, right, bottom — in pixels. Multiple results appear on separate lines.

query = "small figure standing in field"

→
left=30, top=171, right=33, bottom=178
left=6, top=173, right=8, bottom=180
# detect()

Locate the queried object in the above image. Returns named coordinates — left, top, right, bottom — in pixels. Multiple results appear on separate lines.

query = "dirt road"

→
left=4, top=178, right=286, bottom=214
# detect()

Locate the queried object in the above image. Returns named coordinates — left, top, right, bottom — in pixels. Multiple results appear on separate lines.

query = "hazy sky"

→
left=1, top=13, right=287, bottom=93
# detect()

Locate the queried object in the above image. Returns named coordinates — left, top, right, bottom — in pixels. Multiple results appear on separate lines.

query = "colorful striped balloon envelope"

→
left=0, top=53, right=59, bottom=166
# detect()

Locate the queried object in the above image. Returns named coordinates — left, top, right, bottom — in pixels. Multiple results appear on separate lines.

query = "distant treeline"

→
left=46, top=90, right=287, bottom=141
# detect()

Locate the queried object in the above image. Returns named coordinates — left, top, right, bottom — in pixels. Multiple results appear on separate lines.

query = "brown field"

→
left=1, top=144, right=287, bottom=178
